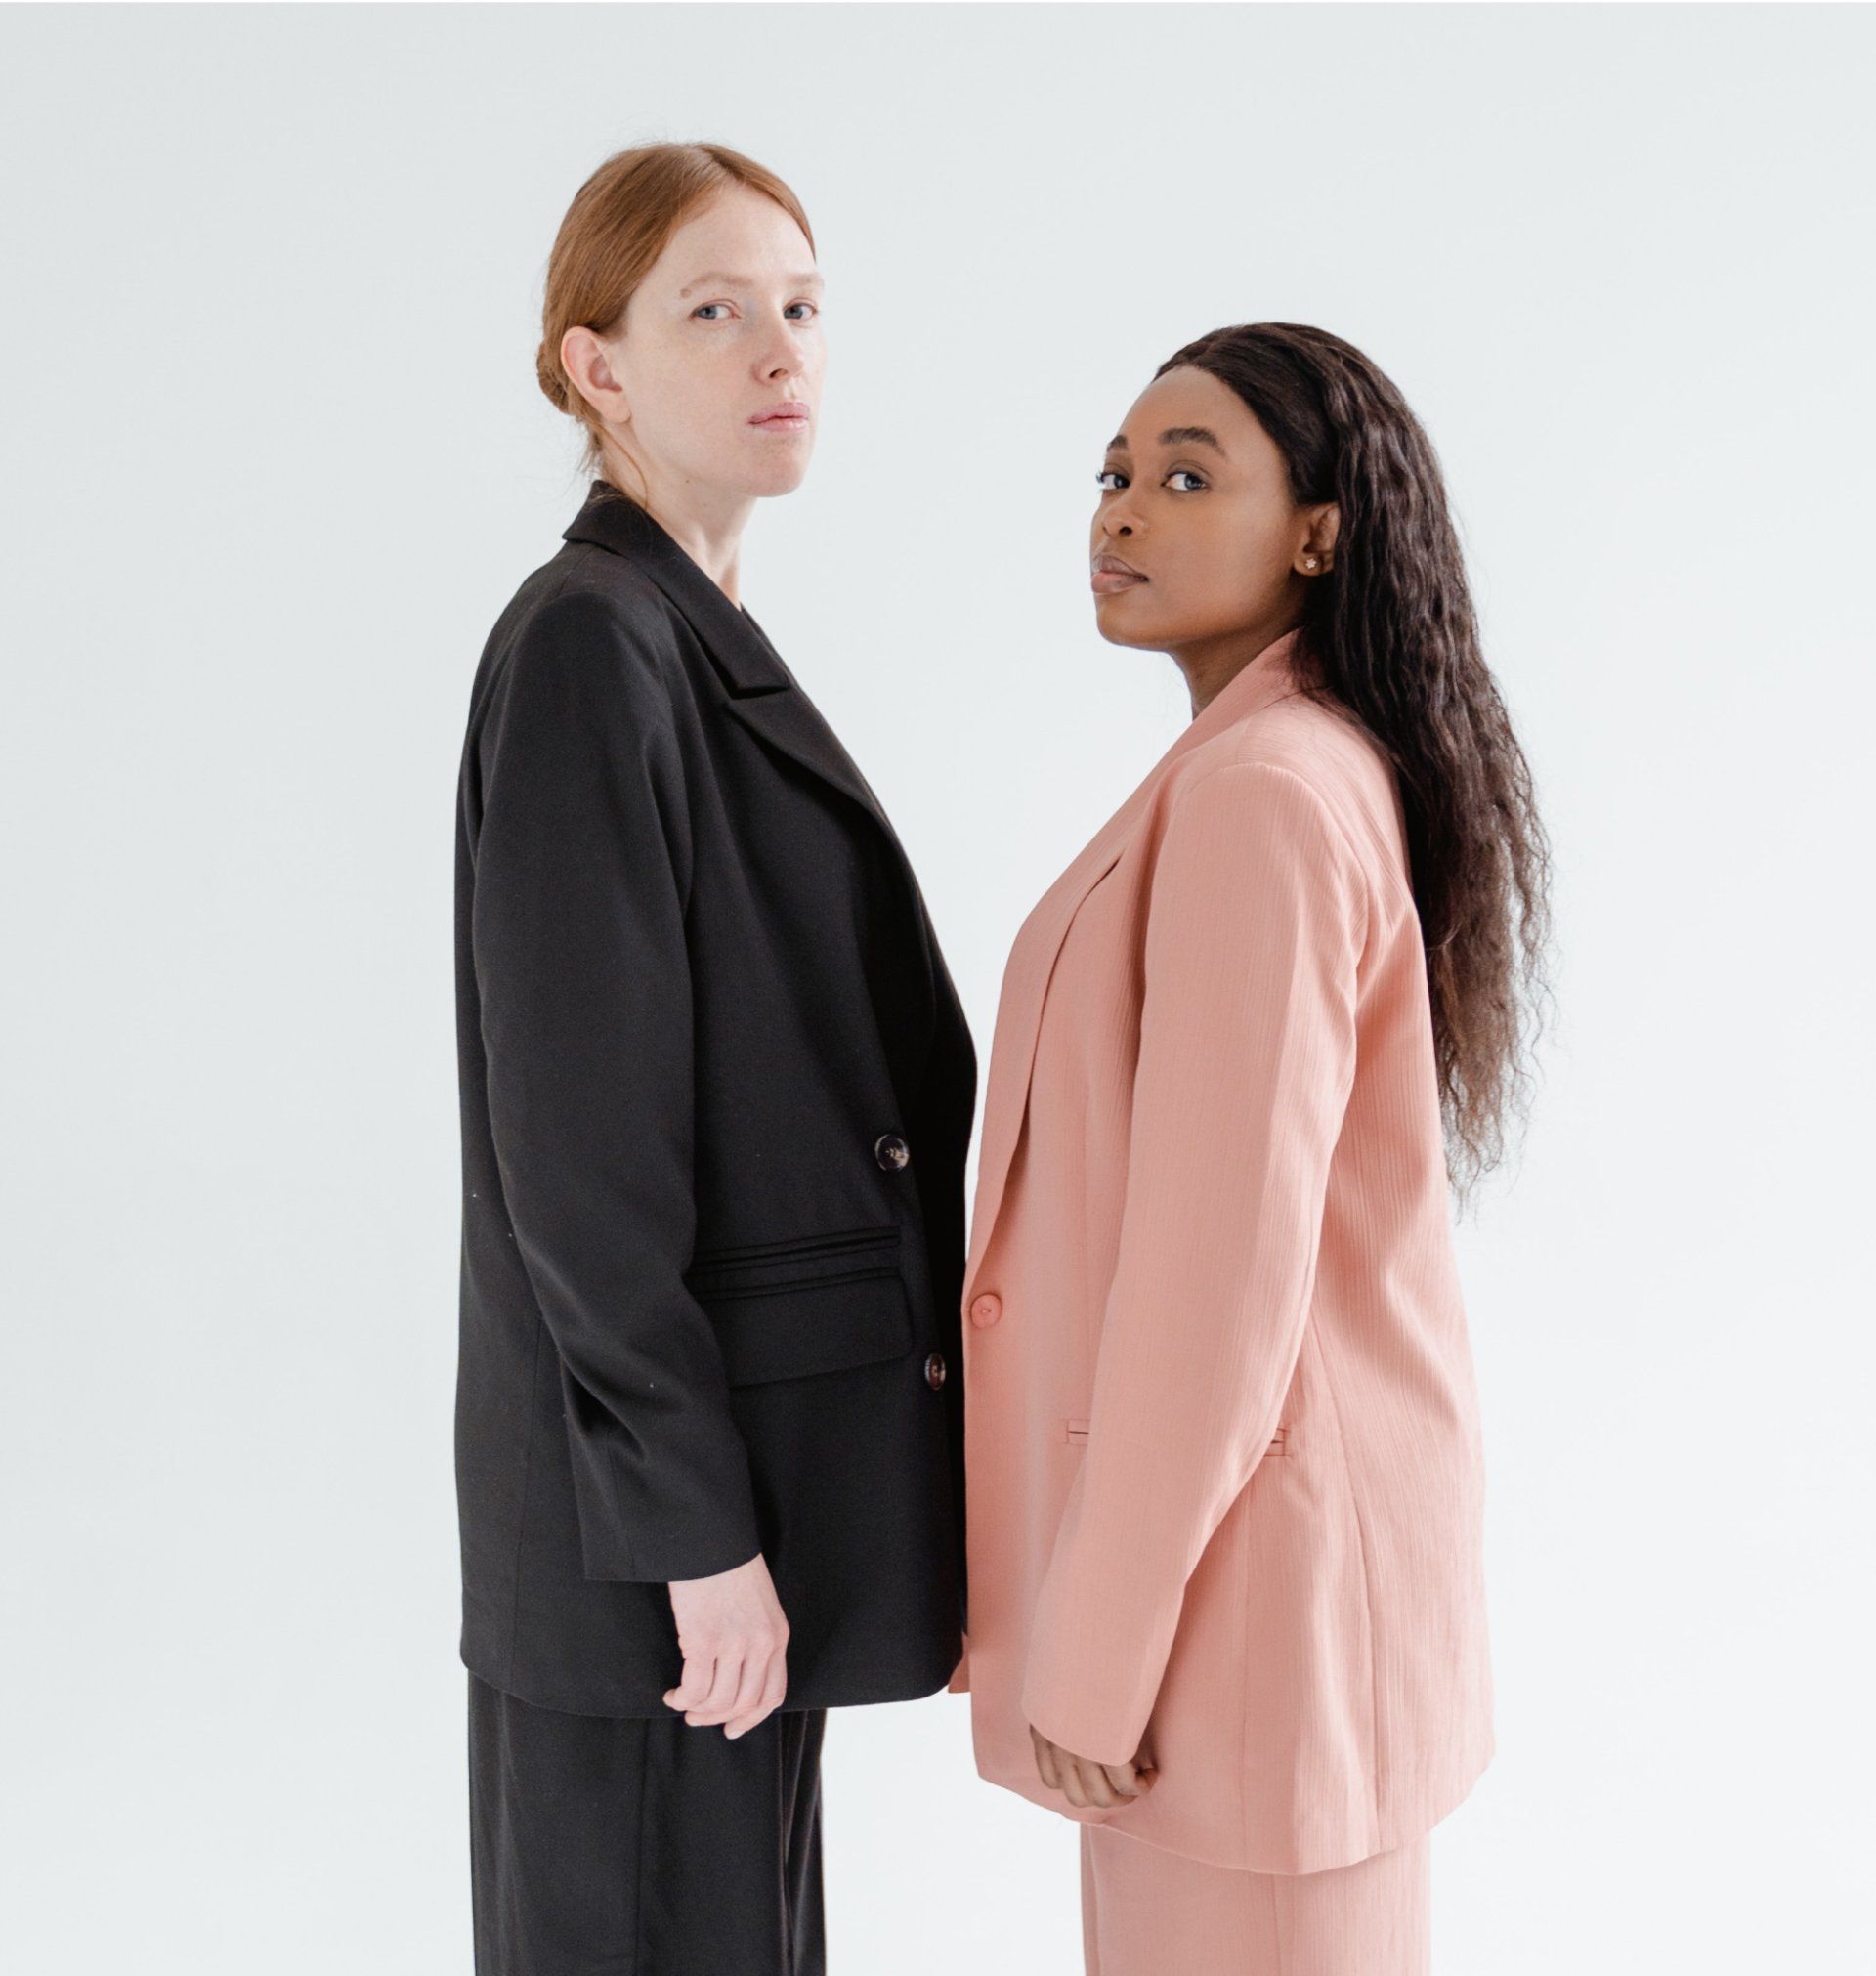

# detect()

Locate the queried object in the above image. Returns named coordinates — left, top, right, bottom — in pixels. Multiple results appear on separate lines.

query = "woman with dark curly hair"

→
left=956, top=323, right=1550, bottom=1973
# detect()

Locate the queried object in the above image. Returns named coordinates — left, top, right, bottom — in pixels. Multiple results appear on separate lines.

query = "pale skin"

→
left=559, top=183, right=826, bottom=1740
left=1023, top=367, right=1342, bottom=1806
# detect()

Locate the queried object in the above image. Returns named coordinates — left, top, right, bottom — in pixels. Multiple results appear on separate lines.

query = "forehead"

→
left=653, top=187, right=820, bottom=291
left=1114, top=365, right=1246, bottom=443
left=1108, top=365, right=1287, bottom=482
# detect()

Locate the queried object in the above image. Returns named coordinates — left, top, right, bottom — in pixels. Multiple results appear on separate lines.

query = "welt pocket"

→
left=687, top=1224, right=901, bottom=1301
left=701, top=1269, right=913, bottom=1389
left=1062, top=1418, right=1289, bottom=1456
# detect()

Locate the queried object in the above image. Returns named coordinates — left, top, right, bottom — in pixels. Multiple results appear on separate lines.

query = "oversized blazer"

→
left=958, top=629, right=1493, bottom=1873
left=453, top=482, right=975, bottom=1716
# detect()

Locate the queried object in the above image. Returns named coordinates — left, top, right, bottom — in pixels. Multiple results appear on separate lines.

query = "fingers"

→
left=669, top=1641, right=789, bottom=1737
left=1029, top=1725, right=1156, bottom=1808
left=1061, top=1759, right=1101, bottom=1809
left=704, top=1648, right=768, bottom=1734
left=1031, top=1726, right=1062, bottom=1793
left=1073, top=1759, right=1118, bottom=1809
left=663, top=1560, right=790, bottom=1733
left=678, top=1654, right=746, bottom=1726
left=662, top=1653, right=738, bottom=1722
left=725, top=1652, right=770, bottom=1723
left=724, top=1648, right=789, bottom=1740
left=1033, top=1733, right=1112, bottom=1807
left=662, top=1653, right=717, bottom=1716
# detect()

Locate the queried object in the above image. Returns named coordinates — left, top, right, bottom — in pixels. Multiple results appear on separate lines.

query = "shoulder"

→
left=483, top=546, right=691, bottom=729
left=1165, top=689, right=1405, bottom=887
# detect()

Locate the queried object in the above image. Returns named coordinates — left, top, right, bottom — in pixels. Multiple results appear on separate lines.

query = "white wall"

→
left=3, top=5, right=1870, bottom=1970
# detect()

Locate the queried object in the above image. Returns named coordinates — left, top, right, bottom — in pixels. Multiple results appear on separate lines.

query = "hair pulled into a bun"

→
left=534, top=340, right=572, bottom=415
left=535, top=142, right=814, bottom=477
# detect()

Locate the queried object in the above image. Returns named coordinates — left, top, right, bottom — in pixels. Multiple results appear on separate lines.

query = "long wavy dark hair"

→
left=1158, top=323, right=1553, bottom=1195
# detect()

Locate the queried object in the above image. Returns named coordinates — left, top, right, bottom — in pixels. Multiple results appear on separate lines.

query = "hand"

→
left=663, top=1553, right=789, bottom=1738
left=1030, top=1724, right=1157, bottom=1809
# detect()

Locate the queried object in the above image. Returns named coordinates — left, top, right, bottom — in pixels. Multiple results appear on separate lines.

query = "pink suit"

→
left=957, top=630, right=1494, bottom=1887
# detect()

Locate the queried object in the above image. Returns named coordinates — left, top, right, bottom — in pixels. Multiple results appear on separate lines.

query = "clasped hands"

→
left=1029, top=1724, right=1156, bottom=1808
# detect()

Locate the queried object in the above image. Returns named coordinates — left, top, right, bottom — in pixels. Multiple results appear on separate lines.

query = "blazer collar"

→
left=1181, top=625, right=1304, bottom=744
left=562, top=481, right=790, bottom=697
left=961, top=627, right=1304, bottom=1302
left=1066, top=628, right=1304, bottom=876
left=560, top=483, right=939, bottom=972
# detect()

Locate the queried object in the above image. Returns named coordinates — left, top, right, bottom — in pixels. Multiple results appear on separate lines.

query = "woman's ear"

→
left=560, top=324, right=630, bottom=428
left=1300, top=502, right=1340, bottom=575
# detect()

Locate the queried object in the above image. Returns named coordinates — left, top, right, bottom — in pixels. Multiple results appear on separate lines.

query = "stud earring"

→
left=1303, top=555, right=1320, bottom=571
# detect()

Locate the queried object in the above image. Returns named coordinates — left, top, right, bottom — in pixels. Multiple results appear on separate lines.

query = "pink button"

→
left=970, top=1293, right=1003, bottom=1328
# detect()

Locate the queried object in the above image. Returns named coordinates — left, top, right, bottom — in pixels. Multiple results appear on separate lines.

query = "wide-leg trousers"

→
left=468, top=1673, right=826, bottom=1976
left=1080, top=1824, right=1431, bottom=1976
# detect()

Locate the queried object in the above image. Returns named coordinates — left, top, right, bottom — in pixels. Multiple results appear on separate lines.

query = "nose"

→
left=759, top=317, right=813, bottom=384
left=1099, top=499, right=1142, bottom=540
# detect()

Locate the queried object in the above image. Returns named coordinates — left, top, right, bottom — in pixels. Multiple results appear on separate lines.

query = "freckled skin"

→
left=559, top=183, right=827, bottom=608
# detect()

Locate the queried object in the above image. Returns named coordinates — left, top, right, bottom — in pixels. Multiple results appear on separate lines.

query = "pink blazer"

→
left=957, top=630, right=1493, bottom=1873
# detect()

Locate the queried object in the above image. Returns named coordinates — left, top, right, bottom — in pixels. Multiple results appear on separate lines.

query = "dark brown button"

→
left=874, top=1133, right=911, bottom=1172
left=924, top=1352, right=947, bottom=1390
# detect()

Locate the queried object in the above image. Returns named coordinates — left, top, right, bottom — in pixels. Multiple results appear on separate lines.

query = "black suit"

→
left=454, top=486, right=975, bottom=1972
left=454, top=483, right=976, bottom=1717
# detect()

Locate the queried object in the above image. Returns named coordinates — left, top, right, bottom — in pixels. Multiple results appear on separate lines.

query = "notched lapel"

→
left=717, top=675, right=896, bottom=834
left=961, top=629, right=1308, bottom=1297
left=963, top=827, right=1130, bottom=1296
left=562, top=482, right=892, bottom=834
left=557, top=482, right=963, bottom=1101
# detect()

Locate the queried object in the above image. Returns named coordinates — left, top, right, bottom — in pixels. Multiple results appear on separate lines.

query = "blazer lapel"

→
left=562, top=483, right=892, bottom=833
left=962, top=631, right=1307, bottom=1297
left=962, top=815, right=1132, bottom=1298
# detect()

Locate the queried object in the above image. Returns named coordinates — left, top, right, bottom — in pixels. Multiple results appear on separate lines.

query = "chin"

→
left=1092, top=599, right=1166, bottom=651
left=741, top=458, right=814, bottom=499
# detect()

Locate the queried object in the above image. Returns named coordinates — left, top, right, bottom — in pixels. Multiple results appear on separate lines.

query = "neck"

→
left=603, top=446, right=756, bottom=604
left=1170, top=610, right=1303, bottom=718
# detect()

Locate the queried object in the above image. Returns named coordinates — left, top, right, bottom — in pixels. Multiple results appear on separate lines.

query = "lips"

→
left=1091, top=552, right=1148, bottom=594
left=749, top=401, right=810, bottom=429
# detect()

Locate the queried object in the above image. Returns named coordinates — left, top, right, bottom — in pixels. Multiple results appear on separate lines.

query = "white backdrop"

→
left=3, top=6, right=1871, bottom=1971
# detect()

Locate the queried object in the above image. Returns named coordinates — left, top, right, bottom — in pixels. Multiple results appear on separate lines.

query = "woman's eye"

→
left=1095, top=469, right=1127, bottom=491
left=786, top=302, right=819, bottom=321
left=693, top=303, right=731, bottom=321
left=1168, top=470, right=1207, bottom=492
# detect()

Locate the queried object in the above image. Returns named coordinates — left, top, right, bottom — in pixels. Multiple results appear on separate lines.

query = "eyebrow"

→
left=1106, top=425, right=1227, bottom=455
left=677, top=270, right=826, bottom=297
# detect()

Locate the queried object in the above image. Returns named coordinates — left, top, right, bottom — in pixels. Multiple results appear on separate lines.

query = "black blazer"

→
left=453, top=484, right=976, bottom=1716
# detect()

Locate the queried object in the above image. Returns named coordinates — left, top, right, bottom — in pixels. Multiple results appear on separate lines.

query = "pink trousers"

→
left=1080, top=1826, right=1431, bottom=1976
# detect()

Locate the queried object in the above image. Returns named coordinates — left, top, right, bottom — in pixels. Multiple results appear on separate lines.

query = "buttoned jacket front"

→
left=959, top=631, right=1494, bottom=1872
left=454, top=484, right=975, bottom=1716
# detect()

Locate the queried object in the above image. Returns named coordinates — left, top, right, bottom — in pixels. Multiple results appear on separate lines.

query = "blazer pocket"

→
left=1063, top=1419, right=1288, bottom=1454
left=688, top=1228, right=910, bottom=1387
left=688, top=1224, right=901, bottom=1297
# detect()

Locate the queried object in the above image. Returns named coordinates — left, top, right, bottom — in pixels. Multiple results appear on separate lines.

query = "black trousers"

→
left=468, top=1674, right=827, bottom=1975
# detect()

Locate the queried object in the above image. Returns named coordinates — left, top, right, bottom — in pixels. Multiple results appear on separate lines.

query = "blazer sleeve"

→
left=1020, top=760, right=1367, bottom=1764
left=470, top=587, right=762, bottom=1585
